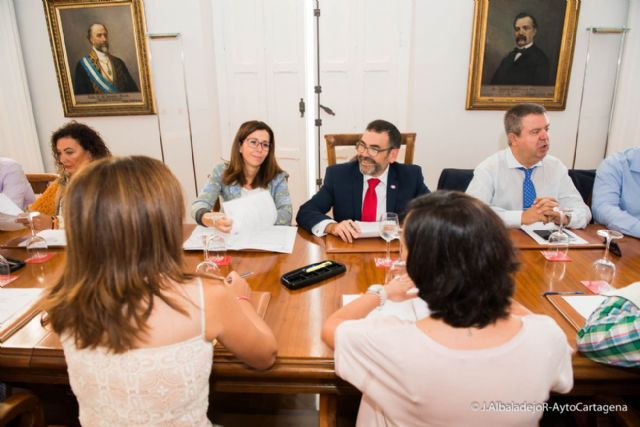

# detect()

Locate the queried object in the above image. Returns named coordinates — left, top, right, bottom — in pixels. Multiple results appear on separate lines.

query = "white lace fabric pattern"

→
left=63, top=334, right=214, bottom=426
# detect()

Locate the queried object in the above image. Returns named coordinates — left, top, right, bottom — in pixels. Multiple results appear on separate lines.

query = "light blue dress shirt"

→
left=592, top=147, right=640, bottom=238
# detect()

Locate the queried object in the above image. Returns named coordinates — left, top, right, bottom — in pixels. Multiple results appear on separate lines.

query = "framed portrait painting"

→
left=43, top=0, right=155, bottom=117
left=466, top=0, right=580, bottom=110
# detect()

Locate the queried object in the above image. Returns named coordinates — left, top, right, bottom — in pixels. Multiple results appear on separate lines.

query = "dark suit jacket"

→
left=296, top=160, right=430, bottom=232
left=74, top=52, right=139, bottom=95
left=490, top=44, right=551, bottom=86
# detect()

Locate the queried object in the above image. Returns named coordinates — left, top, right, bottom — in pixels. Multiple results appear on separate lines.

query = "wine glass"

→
left=386, top=259, right=406, bottom=284
left=378, top=212, right=399, bottom=265
left=195, top=233, right=220, bottom=274
left=547, top=207, right=571, bottom=259
left=24, top=212, right=48, bottom=261
left=0, top=255, right=11, bottom=287
left=543, top=260, right=566, bottom=292
left=591, top=229, right=623, bottom=284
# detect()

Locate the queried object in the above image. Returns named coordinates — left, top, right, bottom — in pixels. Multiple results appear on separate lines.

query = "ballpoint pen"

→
left=226, top=271, right=253, bottom=283
left=543, top=291, right=584, bottom=295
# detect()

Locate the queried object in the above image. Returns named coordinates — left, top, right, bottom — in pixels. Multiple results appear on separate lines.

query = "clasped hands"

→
left=520, top=197, right=569, bottom=226
left=386, top=274, right=419, bottom=302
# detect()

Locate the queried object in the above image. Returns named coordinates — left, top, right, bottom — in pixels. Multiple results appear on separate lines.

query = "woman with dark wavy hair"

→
left=46, top=156, right=277, bottom=426
left=27, top=121, right=111, bottom=230
left=322, top=191, right=573, bottom=426
left=191, top=120, right=292, bottom=232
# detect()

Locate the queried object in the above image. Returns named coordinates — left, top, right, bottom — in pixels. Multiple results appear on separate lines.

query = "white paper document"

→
left=0, top=194, right=25, bottom=231
left=0, top=288, right=43, bottom=326
left=184, top=191, right=297, bottom=253
left=354, top=221, right=382, bottom=239
left=184, top=225, right=297, bottom=254
left=222, top=191, right=277, bottom=234
left=18, top=229, right=67, bottom=247
left=342, top=294, right=430, bottom=321
left=521, top=222, right=588, bottom=245
left=562, top=295, right=606, bottom=320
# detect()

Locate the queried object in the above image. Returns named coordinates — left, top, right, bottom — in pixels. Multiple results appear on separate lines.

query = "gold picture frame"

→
left=466, top=0, right=580, bottom=110
left=43, top=0, right=154, bottom=117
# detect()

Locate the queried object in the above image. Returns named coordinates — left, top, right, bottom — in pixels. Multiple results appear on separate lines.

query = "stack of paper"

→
left=184, top=191, right=297, bottom=253
left=17, top=229, right=67, bottom=247
left=0, top=288, right=44, bottom=342
left=0, top=194, right=25, bottom=231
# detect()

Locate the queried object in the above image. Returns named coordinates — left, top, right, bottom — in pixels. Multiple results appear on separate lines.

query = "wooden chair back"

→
left=25, top=173, right=58, bottom=195
left=324, top=133, right=416, bottom=166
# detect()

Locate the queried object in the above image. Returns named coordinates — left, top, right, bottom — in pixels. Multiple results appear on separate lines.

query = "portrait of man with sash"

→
left=74, top=23, right=139, bottom=95
left=44, top=0, right=154, bottom=116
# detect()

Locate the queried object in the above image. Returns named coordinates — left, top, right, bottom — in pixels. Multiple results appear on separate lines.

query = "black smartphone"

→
left=607, top=239, right=623, bottom=257
left=533, top=229, right=552, bottom=240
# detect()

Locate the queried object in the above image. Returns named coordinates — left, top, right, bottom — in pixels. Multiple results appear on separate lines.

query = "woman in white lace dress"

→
left=45, top=156, right=277, bottom=426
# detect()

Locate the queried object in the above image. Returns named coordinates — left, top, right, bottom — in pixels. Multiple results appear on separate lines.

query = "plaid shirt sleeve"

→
left=576, top=296, right=640, bottom=368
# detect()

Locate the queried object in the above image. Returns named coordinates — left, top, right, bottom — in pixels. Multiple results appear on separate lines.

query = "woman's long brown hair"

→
left=45, top=156, right=190, bottom=353
left=222, top=120, right=284, bottom=188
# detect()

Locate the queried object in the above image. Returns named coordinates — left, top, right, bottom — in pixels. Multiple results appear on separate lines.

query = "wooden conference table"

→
left=1, top=225, right=639, bottom=427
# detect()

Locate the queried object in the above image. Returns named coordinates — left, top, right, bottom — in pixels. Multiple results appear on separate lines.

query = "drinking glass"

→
left=24, top=212, right=48, bottom=261
left=195, top=233, right=220, bottom=274
left=0, top=255, right=11, bottom=287
left=591, top=229, right=623, bottom=284
left=543, top=260, right=566, bottom=292
left=378, top=212, right=399, bottom=264
left=547, top=207, right=571, bottom=258
left=386, top=259, right=406, bottom=284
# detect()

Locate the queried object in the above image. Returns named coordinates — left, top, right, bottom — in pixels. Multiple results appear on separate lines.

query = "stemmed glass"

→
left=0, top=255, right=11, bottom=286
left=386, top=259, right=407, bottom=284
left=591, top=229, right=623, bottom=284
left=24, top=212, right=48, bottom=261
left=547, top=207, right=572, bottom=259
left=195, top=233, right=220, bottom=274
left=378, top=212, right=399, bottom=265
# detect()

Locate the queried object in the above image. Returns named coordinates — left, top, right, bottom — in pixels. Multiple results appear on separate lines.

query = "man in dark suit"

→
left=490, top=12, right=551, bottom=86
left=296, top=120, right=430, bottom=242
left=74, top=23, right=139, bottom=95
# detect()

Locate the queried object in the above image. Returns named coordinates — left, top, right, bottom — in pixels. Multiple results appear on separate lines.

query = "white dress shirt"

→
left=466, top=148, right=591, bottom=228
left=312, top=166, right=389, bottom=236
left=93, top=48, right=113, bottom=81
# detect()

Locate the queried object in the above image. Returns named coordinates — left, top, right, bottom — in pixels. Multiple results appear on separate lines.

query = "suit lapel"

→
left=351, top=162, right=364, bottom=220
left=387, top=164, right=398, bottom=213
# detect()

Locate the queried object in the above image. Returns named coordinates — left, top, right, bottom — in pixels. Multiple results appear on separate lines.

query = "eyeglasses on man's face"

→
left=355, top=140, right=393, bottom=157
left=244, top=138, right=271, bottom=152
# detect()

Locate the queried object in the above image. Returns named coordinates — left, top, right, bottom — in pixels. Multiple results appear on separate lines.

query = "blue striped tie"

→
left=518, top=167, right=536, bottom=209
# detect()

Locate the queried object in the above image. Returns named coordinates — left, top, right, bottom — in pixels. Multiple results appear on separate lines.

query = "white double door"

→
left=213, top=0, right=412, bottom=211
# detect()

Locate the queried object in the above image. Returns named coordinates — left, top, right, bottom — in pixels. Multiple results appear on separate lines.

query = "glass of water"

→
left=24, top=212, right=48, bottom=261
left=0, top=255, right=11, bottom=287
left=591, top=229, right=623, bottom=284
left=378, top=212, right=399, bottom=264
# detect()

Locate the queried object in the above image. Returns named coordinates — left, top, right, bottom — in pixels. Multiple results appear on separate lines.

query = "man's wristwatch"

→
left=366, top=284, right=387, bottom=307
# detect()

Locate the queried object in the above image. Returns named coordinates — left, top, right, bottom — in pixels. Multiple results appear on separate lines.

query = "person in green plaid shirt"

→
left=577, top=282, right=640, bottom=368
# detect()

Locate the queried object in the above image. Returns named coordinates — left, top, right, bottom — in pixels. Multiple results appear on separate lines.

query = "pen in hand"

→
left=226, top=271, right=253, bottom=284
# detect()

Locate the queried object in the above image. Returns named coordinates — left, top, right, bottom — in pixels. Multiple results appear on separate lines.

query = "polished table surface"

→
left=1, top=225, right=639, bottom=404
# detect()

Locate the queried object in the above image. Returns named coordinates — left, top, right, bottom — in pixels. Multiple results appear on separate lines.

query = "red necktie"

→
left=361, top=178, right=380, bottom=222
